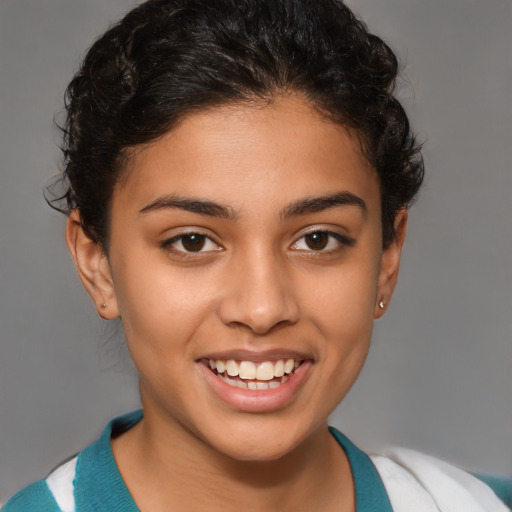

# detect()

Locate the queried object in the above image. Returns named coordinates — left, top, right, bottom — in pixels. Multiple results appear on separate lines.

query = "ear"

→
left=65, top=210, right=120, bottom=319
left=374, top=210, right=408, bottom=318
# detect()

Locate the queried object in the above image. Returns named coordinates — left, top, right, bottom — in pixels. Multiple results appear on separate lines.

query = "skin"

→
left=66, top=95, right=407, bottom=512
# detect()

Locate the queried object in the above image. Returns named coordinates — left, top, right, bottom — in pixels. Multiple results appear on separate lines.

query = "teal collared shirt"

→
left=3, top=410, right=510, bottom=511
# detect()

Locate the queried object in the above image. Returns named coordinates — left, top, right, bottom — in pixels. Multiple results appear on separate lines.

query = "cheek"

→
left=111, top=250, right=216, bottom=355
left=304, top=246, right=381, bottom=372
left=318, top=280, right=375, bottom=368
left=306, top=254, right=380, bottom=330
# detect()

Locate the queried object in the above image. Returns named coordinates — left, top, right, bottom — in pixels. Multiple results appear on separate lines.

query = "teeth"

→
left=226, top=360, right=238, bottom=377
left=256, top=361, right=274, bottom=381
left=209, top=358, right=302, bottom=387
left=274, top=359, right=285, bottom=377
left=219, top=370, right=295, bottom=390
left=239, top=361, right=256, bottom=380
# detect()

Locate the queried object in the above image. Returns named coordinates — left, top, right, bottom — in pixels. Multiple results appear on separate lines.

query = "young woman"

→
left=3, top=0, right=510, bottom=511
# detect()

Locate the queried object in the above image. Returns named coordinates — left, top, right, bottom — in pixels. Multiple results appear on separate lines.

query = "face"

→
left=69, top=96, right=405, bottom=461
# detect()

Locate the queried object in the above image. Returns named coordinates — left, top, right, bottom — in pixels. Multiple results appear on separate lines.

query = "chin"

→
left=217, top=439, right=300, bottom=463
left=199, top=418, right=316, bottom=463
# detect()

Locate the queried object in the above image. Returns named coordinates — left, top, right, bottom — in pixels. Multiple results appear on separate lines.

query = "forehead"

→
left=116, top=96, right=380, bottom=217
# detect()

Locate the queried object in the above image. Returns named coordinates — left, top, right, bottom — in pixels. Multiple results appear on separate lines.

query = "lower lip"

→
left=197, top=360, right=313, bottom=413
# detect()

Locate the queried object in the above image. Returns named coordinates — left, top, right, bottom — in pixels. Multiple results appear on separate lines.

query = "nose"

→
left=217, top=249, right=300, bottom=334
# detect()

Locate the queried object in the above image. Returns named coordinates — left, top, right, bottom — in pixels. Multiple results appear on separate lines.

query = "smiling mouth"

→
left=206, top=358, right=303, bottom=390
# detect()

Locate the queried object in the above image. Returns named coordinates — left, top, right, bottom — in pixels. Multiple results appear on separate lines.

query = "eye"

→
left=292, top=230, right=354, bottom=252
left=162, top=232, right=221, bottom=254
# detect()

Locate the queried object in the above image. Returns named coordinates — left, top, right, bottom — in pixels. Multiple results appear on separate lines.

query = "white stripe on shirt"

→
left=46, top=456, right=78, bottom=512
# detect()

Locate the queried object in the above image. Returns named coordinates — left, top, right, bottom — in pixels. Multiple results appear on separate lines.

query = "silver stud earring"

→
left=101, top=303, right=107, bottom=309
left=378, top=299, right=385, bottom=309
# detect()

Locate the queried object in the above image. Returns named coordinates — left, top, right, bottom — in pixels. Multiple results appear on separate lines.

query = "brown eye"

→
left=291, top=230, right=355, bottom=253
left=304, top=231, right=329, bottom=250
left=162, top=232, right=222, bottom=255
left=180, top=234, right=206, bottom=252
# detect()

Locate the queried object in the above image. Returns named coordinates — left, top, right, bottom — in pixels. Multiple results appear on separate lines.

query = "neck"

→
left=112, top=410, right=355, bottom=512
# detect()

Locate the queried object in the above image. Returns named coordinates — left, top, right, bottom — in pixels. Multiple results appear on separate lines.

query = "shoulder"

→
left=2, top=476, right=65, bottom=512
left=371, top=447, right=511, bottom=511
left=2, top=411, right=143, bottom=512
left=3, top=456, right=77, bottom=512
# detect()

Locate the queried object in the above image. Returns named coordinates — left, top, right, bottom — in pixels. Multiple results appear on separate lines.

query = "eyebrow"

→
left=139, top=190, right=366, bottom=220
left=280, top=191, right=367, bottom=219
left=139, top=194, right=236, bottom=219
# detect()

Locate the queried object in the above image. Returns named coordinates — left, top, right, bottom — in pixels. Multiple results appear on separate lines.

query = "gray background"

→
left=1, top=0, right=511, bottom=501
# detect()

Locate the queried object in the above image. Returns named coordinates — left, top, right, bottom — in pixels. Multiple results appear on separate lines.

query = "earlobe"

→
left=374, top=210, right=408, bottom=319
left=65, top=210, right=120, bottom=319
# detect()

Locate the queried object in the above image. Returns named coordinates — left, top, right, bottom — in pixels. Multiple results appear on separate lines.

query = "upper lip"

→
left=198, top=349, right=312, bottom=363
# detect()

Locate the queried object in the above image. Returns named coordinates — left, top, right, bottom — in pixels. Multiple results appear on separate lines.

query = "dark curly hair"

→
left=51, top=0, right=423, bottom=249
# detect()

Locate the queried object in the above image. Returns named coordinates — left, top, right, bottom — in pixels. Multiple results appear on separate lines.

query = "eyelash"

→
left=161, top=232, right=221, bottom=256
left=161, top=229, right=355, bottom=257
left=291, top=230, right=355, bottom=253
